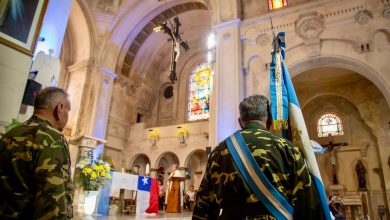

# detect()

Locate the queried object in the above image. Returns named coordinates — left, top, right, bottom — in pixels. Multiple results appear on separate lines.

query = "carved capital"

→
left=383, top=4, right=390, bottom=19
left=295, top=12, right=325, bottom=41
left=355, top=9, right=372, bottom=25
left=256, top=34, right=271, bottom=47
left=70, top=134, right=107, bottom=149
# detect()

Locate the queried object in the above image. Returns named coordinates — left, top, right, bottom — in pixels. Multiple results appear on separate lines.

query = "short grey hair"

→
left=239, top=95, right=269, bottom=122
left=34, top=87, right=69, bottom=110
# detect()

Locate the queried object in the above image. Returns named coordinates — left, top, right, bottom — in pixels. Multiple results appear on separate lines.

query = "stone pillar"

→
left=66, top=60, right=94, bottom=139
left=179, top=167, right=187, bottom=193
left=209, top=18, right=243, bottom=145
left=150, top=168, right=158, bottom=178
left=88, top=67, right=117, bottom=159
left=70, top=135, right=107, bottom=212
left=356, top=101, right=390, bottom=213
left=207, top=0, right=243, bottom=145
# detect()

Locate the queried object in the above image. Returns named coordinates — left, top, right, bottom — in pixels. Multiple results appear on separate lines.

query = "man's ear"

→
left=53, top=103, right=63, bottom=121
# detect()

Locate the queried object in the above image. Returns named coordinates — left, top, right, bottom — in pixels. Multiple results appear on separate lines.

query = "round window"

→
left=164, top=86, right=173, bottom=99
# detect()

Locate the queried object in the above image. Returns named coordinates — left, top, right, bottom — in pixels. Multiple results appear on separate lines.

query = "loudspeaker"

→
left=22, top=79, right=42, bottom=106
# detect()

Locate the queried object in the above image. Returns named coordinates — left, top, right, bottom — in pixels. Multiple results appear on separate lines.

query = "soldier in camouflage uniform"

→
left=0, top=87, right=73, bottom=219
left=193, top=95, right=322, bottom=220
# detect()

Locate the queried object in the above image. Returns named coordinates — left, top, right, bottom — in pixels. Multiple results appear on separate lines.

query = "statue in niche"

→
left=355, top=160, right=366, bottom=190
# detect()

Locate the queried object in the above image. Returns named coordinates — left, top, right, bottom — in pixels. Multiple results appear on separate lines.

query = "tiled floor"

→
left=74, top=211, right=192, bottom=220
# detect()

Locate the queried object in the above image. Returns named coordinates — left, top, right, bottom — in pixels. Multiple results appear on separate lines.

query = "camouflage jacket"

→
left=0, top=115, right=73, bottom=219
left=193, top=122, right=322, bottom=220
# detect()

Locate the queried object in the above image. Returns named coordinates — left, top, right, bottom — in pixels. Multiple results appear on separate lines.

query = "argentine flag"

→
left=270, top=32, right=331, bottom=220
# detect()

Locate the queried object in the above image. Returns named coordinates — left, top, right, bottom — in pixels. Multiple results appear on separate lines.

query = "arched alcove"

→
left=184, top=149, right=208, bottom=188
left=130, top=153, right=151, bottom=176
left=155, top=151, right=180, bottom=185
left=288, top=56, right=390, bottom=107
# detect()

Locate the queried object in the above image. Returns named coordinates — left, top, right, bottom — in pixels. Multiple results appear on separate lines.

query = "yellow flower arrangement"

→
left=76, top=151, right=111, bottom=191
left=148, top=130, right=160, bottom=140
left=177, top=127, right=188, bottom=138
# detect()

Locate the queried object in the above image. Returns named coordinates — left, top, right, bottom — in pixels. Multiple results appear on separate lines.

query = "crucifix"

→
left=323, top=134, right=348, bottom=185
left=155, top=16, right=189, bottom=83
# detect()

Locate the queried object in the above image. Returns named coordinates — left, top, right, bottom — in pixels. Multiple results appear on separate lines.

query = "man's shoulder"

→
left=241, top=128, right=295, bottom=148
left=1, top=119, right=63, bottom=147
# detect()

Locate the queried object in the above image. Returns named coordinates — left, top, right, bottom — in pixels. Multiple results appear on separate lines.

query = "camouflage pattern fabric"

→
left=193, top=122, right=322, bottom=220
left=0, top=115, right=73, bottom=219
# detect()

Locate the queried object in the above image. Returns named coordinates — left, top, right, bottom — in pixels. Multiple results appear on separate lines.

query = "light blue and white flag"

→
left=270, top=32, right=331, bottom=220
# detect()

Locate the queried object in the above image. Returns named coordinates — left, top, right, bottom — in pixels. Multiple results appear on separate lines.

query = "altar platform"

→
left=74, top=210, right=192, bottom=220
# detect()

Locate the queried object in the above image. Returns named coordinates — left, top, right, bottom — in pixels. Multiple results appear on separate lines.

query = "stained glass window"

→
left=268, top=0, right=288, bottom=10
left=188, top=62, right=211, bottom=121
left=317, top=113, right=344, bottom=137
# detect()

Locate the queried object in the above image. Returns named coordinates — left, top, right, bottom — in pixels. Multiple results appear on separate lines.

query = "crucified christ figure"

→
left=323, top=134, right=347, bottom=185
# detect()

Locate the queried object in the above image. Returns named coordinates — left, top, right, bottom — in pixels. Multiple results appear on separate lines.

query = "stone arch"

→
left=155, top=151, right=180, bottom=183
left=184, top=149, right=208, bottom=188
left=130, top=153, right=151, bottom=176
left=62, top=0, right=97, bottom=65
left=288, top=56, right=390, bottom=107
left=99, top=0, right=210, bottom=73
left=155, top=151, right=180, bottom=168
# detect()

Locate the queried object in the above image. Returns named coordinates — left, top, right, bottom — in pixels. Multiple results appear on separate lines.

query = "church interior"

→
left=0, top=0, right=389, bottom=219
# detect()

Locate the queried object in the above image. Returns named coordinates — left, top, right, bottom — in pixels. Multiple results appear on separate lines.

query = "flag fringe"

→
left=272, top=120, right=288, bottom=131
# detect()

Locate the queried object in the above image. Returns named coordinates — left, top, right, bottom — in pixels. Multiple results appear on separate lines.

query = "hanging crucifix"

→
left=156, top=16, right=189, bottom=83
left=323, top=134, right=348, bottom=185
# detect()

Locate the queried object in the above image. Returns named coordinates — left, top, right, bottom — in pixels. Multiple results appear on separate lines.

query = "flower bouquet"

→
left=76, top=151, right=112, bottom=191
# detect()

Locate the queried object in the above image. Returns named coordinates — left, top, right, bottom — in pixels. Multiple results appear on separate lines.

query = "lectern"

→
left=166, top=177, right=185, bottom=213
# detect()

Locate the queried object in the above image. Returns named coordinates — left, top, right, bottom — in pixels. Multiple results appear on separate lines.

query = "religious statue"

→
left=355, top=160, right=366, bottom=190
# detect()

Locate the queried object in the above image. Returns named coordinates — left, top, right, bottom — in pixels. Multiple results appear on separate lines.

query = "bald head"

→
left=34, top=87, right=71, bottom=131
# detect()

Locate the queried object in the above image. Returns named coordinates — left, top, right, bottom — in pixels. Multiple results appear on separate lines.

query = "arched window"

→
left=317, top=113, right=344, bottom=137
left=188, top=62, right=211, bottom=121
left=268, top=0, right=288, bottom=10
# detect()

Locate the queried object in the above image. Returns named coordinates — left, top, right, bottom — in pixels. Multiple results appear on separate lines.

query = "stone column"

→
left=66, top=60, right=94, bottom=172
left=88, top=67, right=117, bottom=158
left=179, top=167, right=187, bottom=193
left=356, top=101, right=390, bottom=213
left=70, top=135, right=107, bottom=212
left=209, top=18, right=243, bottom=145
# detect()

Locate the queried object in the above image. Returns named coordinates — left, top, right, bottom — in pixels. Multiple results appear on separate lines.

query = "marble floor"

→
left=74, top=211, right=192, bottom=220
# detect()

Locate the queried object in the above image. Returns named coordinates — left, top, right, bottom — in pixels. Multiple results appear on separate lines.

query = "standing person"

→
left=158, top=179, right=165, bottom=211
left=165, top=164, right=184, bottom=213
left=193, top=95, right=323, bottom=219
left=0, top=87, right=73, bottom=219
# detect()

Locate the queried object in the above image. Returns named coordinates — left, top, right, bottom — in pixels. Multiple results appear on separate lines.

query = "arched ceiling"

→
left=293, top=67, right=363, bottom=89
left=292, top=67, right=385, bottom=108
left=120, top=2, right=209, bottom=79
